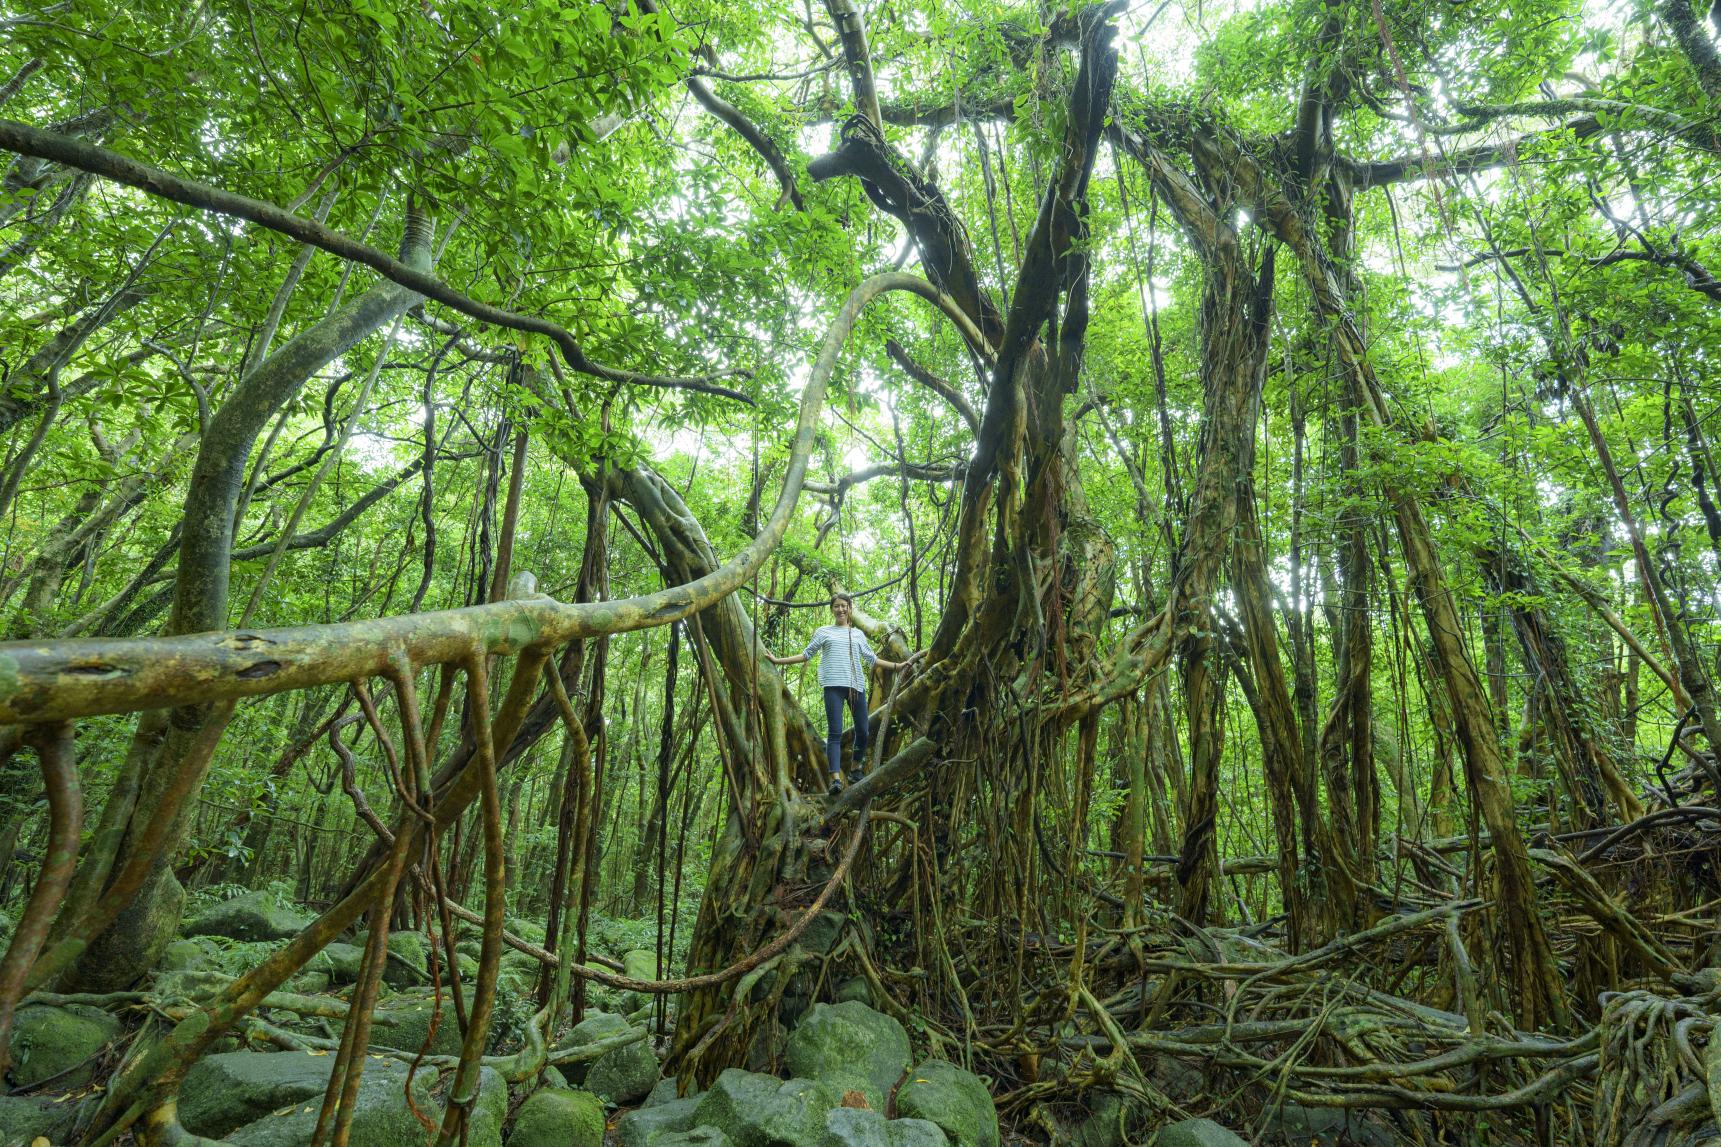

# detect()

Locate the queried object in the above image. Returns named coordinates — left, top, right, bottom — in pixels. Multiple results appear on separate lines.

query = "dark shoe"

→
left=845, top=769, right=866, bottom=787
left=827, top=777, right=844, bottom=797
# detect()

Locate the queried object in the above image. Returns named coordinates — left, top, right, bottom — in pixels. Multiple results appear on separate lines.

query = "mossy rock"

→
left=505, top=917, right=547, bottom=945
left=371, top=993, right=463, bottom=1057
left=180, top=1049, right=343, bottom=1138
left=152, top=968, right=231, bottom=1004
left=1151, top=1118, right=1248, bottom=1147
left=5, top=1003, right=121, bottom=1090
left=185, top=889, right=311, bottom=943
left=319, top=942, right=366, bottom=983
left=160, top=937, right=220, bottom=973
left=690, top=1068, right=840, bottom=1147
left=783, top=1002, right=911, bottom=1112
left=498, top=949, right=542, bottom=996
left=288, top=970, right=331, bottom=994
left=647, top=1130, right=733, bottom=1147
left=587, top=1030, right=660, bottom=1105
left=1255, top=1105, right=1398, bottom=1146
left=894, top=1061, right=998, bottom=1147
left=644, top=1077, right=697, bottom=1107
left=350, top=930, right=431, bottom=989
left=383, top=930, right=429, bottom=988
left=820, top=1107, right=948, bottom=1147
left=796, top=911, right=846, bottom=957
left=621, top=949, right=657, bottom=1013
left=1070, top=1090, right=1128, bottom=1147
left=507, top=1086, right=604, bottom=1147
left=615, top=1094, right=702, bottom=1146
left=223, top=1056, right=439, bottom=1147
left=466, top=1066, right=509, bottom=1147
left=555, top=1011, right=633, bottom=1087
left=0, top=1094, right=82, bottom=1147
left=832, top=978, right=874, bottom=1007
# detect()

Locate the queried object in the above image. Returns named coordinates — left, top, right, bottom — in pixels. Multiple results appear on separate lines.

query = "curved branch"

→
left=635, top=0, right=804, bottom=211
left=823, top=0, right=883, bottom=129
left=809, top=115, right=1004, bottom=347
left=885, top=338, right=979, bottom=433
left=684, top=76, right=805, bottom=210
left=804, top=458, right=965, bottom=496
left=0, top=118, right=752, bottom=403
left=0, top=273, right=984, bottom=723
left=1349, top=115, right=1603, bottom=188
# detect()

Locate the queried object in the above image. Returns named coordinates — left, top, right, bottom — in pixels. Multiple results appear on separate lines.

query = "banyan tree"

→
left=2, top=0, right=1721, bottom=1142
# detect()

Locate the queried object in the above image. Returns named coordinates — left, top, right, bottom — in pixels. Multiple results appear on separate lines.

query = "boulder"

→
left=350, top=930, right=431, bottom=989
left=783, top=1002, right=911, bottom=1111
left=894, top=1061, right=998, bottom=1147
left=180, top=1050, right=341, bottom=1138
left=223, top=1056, right=439, bottom=1147
left=820, top=1107, right=948, bottom=1147
left=0, top=1094, right=81, bottom=1146
left=288, top=970, right=330, bottom=994
left=1256, top=1104, right=1398, bottom=1146
left=648, top=1130, right=733, bottom=1147
left=797, top=912, right=847, bottom=957
left=621, top=949, right=658, bottom=1012
left=466, top=1066, right=510, bottom=1147
left=508, top=1086, right=605, bottom=1147
left=160, top=937, right=219, bottom=973
left=690, top=1068, right=840, bottom=1147
left=320, top=942, right=366, bottom=984
left=383, top=930, right=429, bottom=989
left=506, top=917, right=548, bottom=945
left=555, top=1010, right=637, bottom=1088
left=1142, top=1052, right=1204, bottom=1100
left=832, top=979, right=875, bottom=1007
left=185, top=890, right=311, bottom=943
left=498, top=949, right=543, bottom=997
left=1070, top=1090, right=1126, bottom=1147
left=1152, top=1118, right=1248, bottom=1147
left=616, top=1095, right=702, bottom=1146
left=152, top=968, right=231, bottom=1004
left=587, top=1029, right=660, bottom=1105
left=644, top=1076, right=693, bottom=1107
left=5, top=1003, right=121, bottom=1090
left=371, top=993, right=462, bottom=1057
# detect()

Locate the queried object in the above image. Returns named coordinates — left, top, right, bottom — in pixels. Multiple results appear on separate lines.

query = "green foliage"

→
left=1, top=0, right=1716, bottom=1085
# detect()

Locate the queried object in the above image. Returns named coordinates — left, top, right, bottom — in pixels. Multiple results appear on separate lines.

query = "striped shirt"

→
left=803, top=624, right=877, bottom=691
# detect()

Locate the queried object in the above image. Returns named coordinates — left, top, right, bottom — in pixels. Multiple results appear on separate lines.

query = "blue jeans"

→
left=823, top=686, right=869, bottom=778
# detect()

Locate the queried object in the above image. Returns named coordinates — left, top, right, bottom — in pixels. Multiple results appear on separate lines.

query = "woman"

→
left=765, top=593, right=914, bottom=795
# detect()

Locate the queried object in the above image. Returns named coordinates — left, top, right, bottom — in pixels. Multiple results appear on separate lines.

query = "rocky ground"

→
left=0, top=891, right=1344, bottom=1145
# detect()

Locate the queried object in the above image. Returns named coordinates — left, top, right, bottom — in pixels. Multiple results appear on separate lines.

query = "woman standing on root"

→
left=765, top=592, right=914, bottom=796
